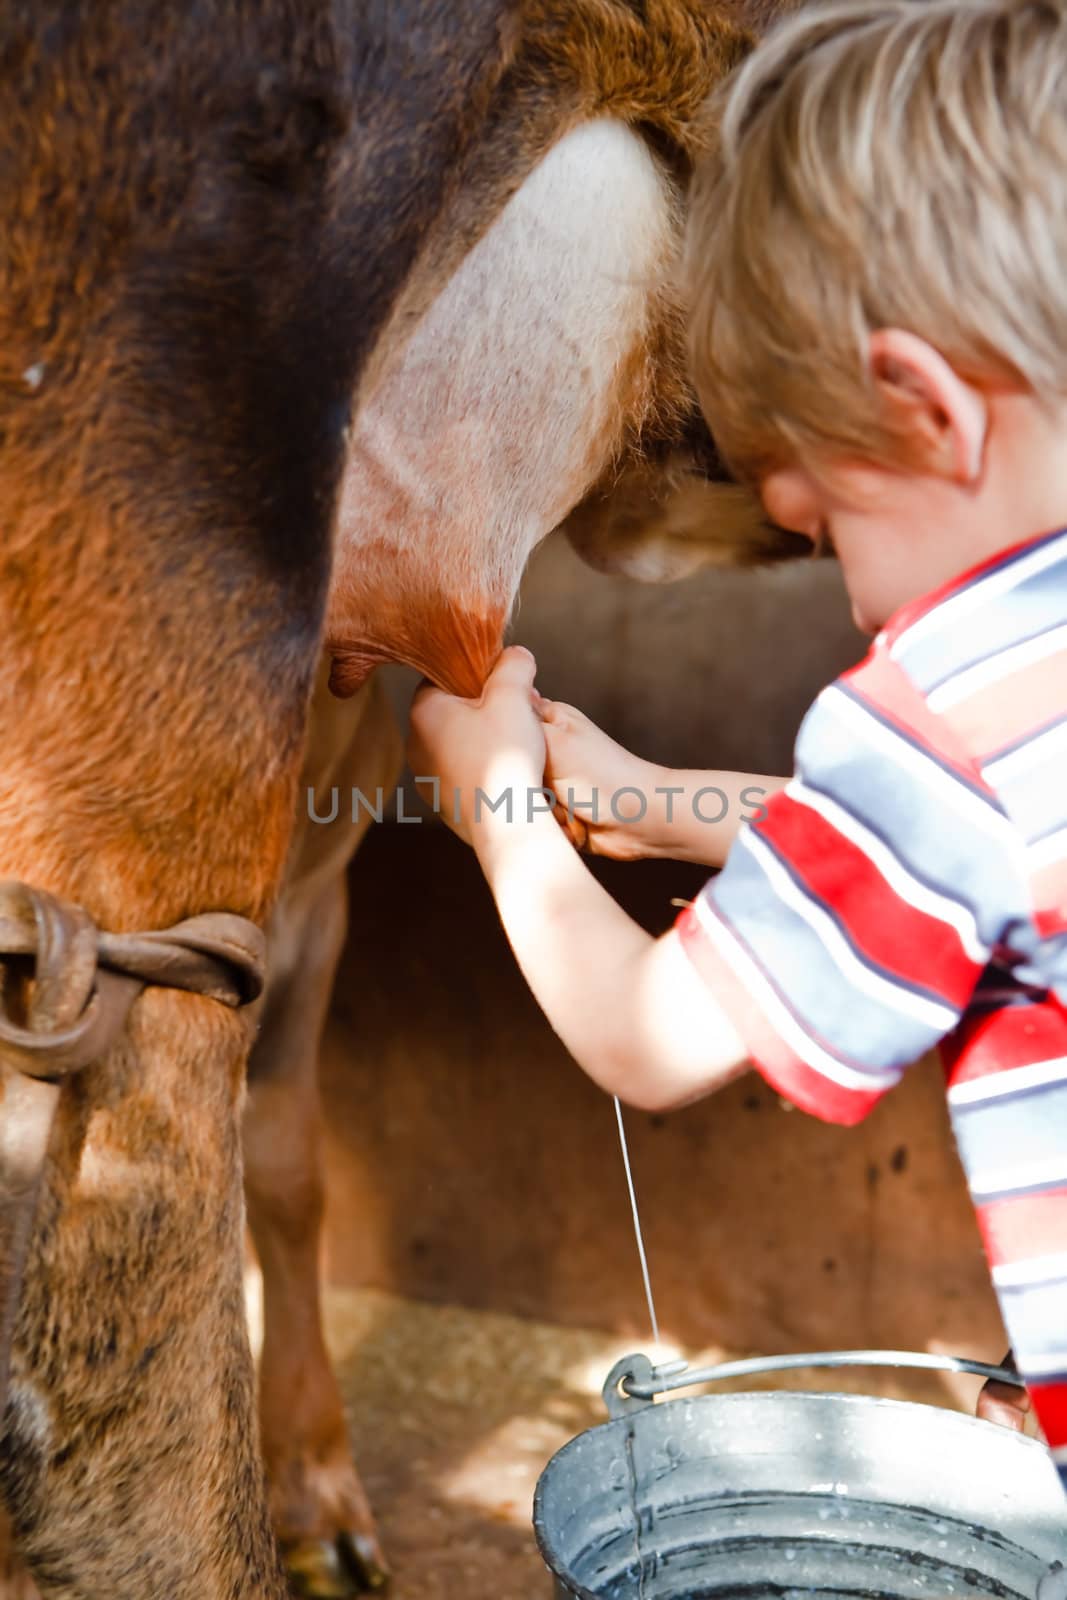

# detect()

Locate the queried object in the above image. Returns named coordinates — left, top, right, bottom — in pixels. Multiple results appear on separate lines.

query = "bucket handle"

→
left=603, top=1349, right=1024, bottom=1419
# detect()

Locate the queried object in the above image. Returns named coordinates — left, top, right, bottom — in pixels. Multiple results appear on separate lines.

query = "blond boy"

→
left=409, top=0, right=1067, bottom=1488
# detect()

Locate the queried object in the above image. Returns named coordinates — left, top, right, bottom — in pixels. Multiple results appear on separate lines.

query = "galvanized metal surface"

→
left=534, top=1358, right=1067, bottom=1600
left=610, top=1352, right=1024, bottom=1413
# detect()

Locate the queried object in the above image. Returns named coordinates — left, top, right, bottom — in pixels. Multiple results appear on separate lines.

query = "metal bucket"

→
left=533, top=1352, right=1067, bottom=1600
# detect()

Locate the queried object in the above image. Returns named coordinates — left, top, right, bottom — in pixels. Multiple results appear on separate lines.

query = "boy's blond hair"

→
left=686, top=0, right=1067, bottom=485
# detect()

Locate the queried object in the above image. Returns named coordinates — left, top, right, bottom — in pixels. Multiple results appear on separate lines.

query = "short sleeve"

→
left=677, top=650, right=1029, bottom=1125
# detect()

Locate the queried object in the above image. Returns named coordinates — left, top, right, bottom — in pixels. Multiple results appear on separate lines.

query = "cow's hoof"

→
left=284, top=1534, right=390, bottom=1597
left=338, top=1531, right=390, bottom=1592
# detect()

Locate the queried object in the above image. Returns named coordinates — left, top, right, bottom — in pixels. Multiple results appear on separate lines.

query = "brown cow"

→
left=0, top=3, right=523, bottom=1597
left=0, top=1, right=804, bottom=1597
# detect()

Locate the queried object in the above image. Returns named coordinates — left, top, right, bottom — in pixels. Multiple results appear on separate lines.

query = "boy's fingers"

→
left=410, top=677, right=449, bottom=715
left=540, top=700, right=583, bottom=730
left=485, top=645, right=538, bottom=698
left=552, top=802, right=589, bottom=851
left=976, top=1375, right=1030, bottom=1432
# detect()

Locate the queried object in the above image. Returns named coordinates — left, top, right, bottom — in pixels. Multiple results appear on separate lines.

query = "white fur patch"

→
left=330, top=118, right=676, bottom=622
left=6, top=1378, right=52, bottom=1456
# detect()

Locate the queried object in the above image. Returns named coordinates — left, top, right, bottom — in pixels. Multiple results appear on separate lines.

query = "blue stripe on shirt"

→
left=794, top=692, right=1027, bottom=951
left=952, top=1081, right=1067, bottom=1182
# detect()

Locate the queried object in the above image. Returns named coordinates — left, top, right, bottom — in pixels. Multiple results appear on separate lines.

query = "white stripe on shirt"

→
left=983, top=715, right=1067, bottom=785
left=1028, top=824, right=1067, bottom=870
left=948, top=1055, right=1067, bottom=1107
left=966, top=1151, right=1067, bottom=1199
left=993, top=1251, right=1067, bottom=1289
left=1013, top=1351, right=1067, bottom=1381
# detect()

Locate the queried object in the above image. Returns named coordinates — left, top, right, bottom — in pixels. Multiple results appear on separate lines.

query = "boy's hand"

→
left=539, top=700, right=659, bottom=860
left=976, top=1353, right=1031, bottom=1434
left=408, top=647, right=546, bottom=846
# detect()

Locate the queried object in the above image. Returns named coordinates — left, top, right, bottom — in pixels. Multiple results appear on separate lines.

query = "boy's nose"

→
left=760, top=467, right=823, bottom=548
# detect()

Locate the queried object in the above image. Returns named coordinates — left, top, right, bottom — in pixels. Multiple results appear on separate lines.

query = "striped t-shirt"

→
left=677, top=524, right=1067, bottom=1487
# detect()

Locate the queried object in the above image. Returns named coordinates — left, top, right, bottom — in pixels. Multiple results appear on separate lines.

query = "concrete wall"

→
left=319, top=532, right=1008, bottom=1366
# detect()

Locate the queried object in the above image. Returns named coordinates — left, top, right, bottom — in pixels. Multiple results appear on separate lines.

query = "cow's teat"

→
left=326, top=593, right=505, bottom=699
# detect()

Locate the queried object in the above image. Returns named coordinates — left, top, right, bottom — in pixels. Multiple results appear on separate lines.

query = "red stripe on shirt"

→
left=754, top=792, right=982, bottom=1005
left=971, top=1186, right=1067, bottom=1270
left=1026, top=1381, right=1067, bottom=1449
left=676, top=905, right=888, bottom=1127
left=940, top=647, right=1067, bottom=763
left=1031, top=856, right=1067, bottom=936
left=843, top=644, right=994, bottom=790
left=942, top=999, right=1067, bottom=1089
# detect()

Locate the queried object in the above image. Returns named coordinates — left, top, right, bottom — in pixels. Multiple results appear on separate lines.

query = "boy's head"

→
left=686, top=0, right=1067, bottom=631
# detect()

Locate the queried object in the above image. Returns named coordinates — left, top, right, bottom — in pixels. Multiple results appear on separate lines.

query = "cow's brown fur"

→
left=0, top=3, right=523, bottom=1595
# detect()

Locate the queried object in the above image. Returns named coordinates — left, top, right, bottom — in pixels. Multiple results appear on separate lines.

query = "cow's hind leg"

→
left=244, top=871, right=387, bottom=1598
left=244, top=674, right=401, bottom=1598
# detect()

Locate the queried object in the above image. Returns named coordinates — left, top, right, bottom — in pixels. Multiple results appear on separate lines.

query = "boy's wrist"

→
left=473, top=797, right=560, bottom=887
left=638, top=764, right=689, bottom=858
left=577, top=757, right=674, bottom=858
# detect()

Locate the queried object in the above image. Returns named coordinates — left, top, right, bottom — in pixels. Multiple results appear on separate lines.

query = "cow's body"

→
left=0, top=4, right=520, bottom=1596
left=0, top=2, right=802, bottom=1596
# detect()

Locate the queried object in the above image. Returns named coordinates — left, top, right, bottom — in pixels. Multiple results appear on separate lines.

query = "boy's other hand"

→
left=539, top=699, right=659, bottom=861
left=408, top=646, right=546, bottom=846
left=976, top=1353, right=1031, bottom=1433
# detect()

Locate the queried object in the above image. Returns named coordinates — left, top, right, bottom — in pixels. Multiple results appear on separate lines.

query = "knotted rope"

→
left=0, top=880, right=266, bottom=1413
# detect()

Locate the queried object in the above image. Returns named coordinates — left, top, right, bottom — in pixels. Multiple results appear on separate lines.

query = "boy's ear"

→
left=868, top=328, right=988, bottom=483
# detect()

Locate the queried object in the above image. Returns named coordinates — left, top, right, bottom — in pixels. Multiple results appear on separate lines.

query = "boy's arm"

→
left=638, top=767, right=788, bottom=867
left=474, top=801, right=751, bottom=1109
left=540, top=697, right=786, bottom=867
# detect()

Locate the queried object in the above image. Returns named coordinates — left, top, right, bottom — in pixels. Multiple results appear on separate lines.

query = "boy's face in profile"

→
left=759, top=452, right=958, bottom=636
left=752, top=327, right=1067, bottom=637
